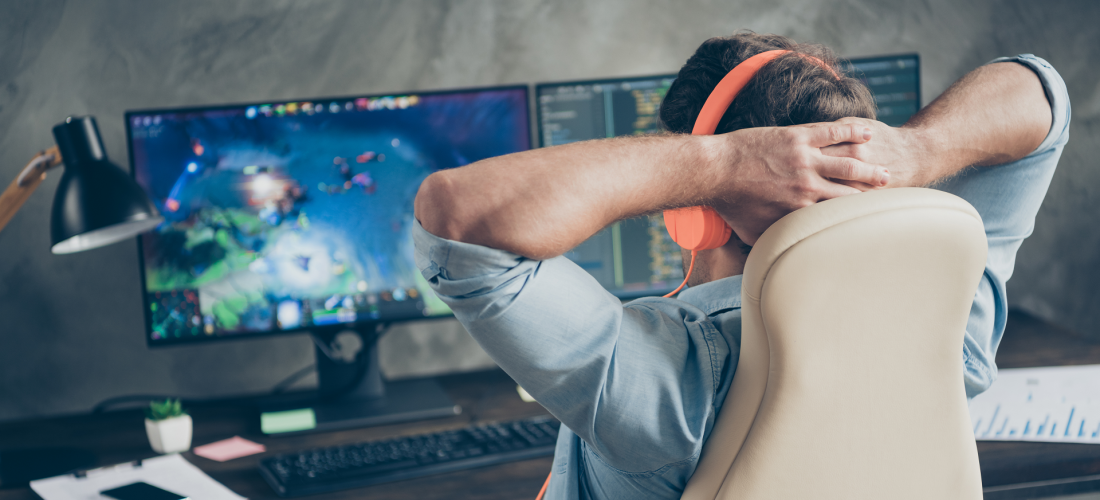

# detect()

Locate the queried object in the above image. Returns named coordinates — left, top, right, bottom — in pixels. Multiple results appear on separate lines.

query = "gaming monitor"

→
left=127, top=86, right=531, bottom=346
left=535, top=54, right=921, bottom=298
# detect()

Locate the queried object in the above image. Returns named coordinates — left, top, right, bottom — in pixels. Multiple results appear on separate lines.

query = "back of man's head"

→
left=660, top=32, right=876, bottom=134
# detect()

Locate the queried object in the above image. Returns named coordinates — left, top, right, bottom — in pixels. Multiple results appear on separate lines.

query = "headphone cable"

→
left=664, top=250, right=697, bottom=298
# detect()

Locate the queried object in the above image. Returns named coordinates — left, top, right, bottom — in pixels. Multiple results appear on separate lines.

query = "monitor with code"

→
left=841, top=53, right=921, bottom=126
left=536, top=75, right=684, bottom=298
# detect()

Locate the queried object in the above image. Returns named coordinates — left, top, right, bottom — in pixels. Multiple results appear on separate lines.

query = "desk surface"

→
left=976, top=312, right=1100, bottom=498
left=2, top=311, right=1100, bottom=500
left=0, top=368, right=552, bottom=500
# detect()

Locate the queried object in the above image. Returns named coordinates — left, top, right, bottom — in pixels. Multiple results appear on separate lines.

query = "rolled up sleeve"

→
left=937, top=54, right=1070, bottom=398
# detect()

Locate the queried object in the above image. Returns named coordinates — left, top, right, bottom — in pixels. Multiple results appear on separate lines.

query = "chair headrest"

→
left=743, top=187, right=983, bottom=302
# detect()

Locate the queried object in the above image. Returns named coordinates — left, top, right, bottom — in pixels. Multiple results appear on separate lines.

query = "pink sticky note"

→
left=193, top=436, right=267, bottom=462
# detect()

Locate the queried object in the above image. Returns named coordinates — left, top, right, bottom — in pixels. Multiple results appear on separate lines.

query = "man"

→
left=413, top=33, right=1069, bottom=499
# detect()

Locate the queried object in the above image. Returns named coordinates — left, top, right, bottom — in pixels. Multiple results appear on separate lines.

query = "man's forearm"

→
left=415, top=134, right=725, bottom=260
left=825, top=60, right=1053, bottom=188
left=907, top=61, right=1052, bottom=185
left=415, top=123, right=886, bottom=257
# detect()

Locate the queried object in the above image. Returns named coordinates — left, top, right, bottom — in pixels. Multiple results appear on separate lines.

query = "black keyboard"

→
left=259, top=415, right=560, bottom=497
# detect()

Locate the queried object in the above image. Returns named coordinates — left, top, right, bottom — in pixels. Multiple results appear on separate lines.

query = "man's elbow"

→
left=415, top=171, right=468, bottom=241
left=416, top=169, right=544, bottom=257
left=997, top=61, right=1053, bottom=156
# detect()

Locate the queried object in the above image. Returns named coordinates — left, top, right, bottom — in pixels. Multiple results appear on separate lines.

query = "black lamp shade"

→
left=49, top=116, right=163, bottom=254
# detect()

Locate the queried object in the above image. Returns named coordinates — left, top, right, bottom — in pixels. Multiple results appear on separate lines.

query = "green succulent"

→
left=145, top=399, right=188, bottom=421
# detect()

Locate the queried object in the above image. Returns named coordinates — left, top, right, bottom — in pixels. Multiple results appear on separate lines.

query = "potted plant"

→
left=144, top=399, right=192, bottom=454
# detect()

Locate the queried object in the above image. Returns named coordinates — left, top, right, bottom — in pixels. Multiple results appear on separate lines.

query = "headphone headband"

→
left=691, top=49, right=840, bottom=136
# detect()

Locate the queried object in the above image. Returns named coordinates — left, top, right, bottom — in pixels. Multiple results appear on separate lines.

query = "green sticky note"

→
left=261, top=408, right=317, bottom=434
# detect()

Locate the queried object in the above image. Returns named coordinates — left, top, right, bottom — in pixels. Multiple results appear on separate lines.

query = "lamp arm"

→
left=0, top=146, right=64, bottom=234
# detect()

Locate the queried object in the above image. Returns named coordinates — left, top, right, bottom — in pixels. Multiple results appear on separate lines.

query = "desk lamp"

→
left=0, top=116, right=163, bottom=250
left=0, top=116, right=162, bottom=487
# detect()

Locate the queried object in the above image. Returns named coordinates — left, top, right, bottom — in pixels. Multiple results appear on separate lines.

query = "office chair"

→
left=682, top=188, right=986, bottom=500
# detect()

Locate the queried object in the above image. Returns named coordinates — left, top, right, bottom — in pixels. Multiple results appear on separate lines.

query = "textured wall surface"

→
left=1, top=0, right=1097, bottom=422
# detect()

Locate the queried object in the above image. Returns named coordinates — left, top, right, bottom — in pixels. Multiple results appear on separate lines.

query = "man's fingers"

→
left=820, top=143, right=861, bottom=159
left=807, top=123, right=873, bottom=148
left=817, top=156, right=889, bottom=187
left=832, top=178, right=875, bottom=192
left=814, top=178, right=863, bottom=201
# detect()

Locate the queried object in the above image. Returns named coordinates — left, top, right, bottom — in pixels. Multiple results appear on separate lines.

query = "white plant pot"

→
left=145, top=415, right=193, bottom=454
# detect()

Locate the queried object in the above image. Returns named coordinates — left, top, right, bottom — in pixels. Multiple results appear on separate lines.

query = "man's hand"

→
left=713, top=122, right=890, bottom=245
left=820, top=118, right=928, bottom=188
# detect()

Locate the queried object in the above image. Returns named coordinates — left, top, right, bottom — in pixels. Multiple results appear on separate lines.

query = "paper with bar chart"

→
left=969, top=364, right=1100, bottom=443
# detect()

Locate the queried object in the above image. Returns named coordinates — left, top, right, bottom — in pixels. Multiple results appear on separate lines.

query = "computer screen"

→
left=535, top=54, right=921, bottom=298
left=841, top=53, right=921, bottom=126
left=536, top=74, right=676, bottom=147
left=128, top=86, right=531, bottom=345
left=536, top=75, right=684, bottom=298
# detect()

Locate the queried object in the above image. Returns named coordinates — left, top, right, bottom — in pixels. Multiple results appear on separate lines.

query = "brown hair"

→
left=659, top=32, right=876, bottom=134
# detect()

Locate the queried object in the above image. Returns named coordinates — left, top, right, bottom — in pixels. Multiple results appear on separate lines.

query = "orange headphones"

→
left=661, top=49, right=839, bottom=297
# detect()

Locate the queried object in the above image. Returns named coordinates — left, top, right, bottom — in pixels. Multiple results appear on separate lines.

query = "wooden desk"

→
left=1, top=311, right=1099, bottom=499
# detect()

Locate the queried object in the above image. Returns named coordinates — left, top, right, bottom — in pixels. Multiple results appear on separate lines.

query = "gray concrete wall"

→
left=1, top=0, right=1097, bottom=422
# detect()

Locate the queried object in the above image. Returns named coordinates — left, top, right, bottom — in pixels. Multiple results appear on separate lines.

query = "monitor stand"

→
left=260, top=323, right=461, bottom=435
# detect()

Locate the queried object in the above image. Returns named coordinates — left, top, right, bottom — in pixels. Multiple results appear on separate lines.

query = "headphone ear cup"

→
left=663, top=206, right=733, bottom=251
left=662, top=50, right=788, bottom=256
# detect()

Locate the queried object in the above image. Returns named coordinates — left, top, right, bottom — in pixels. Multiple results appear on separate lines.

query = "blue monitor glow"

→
left=127, top=86, right=531, bottom=346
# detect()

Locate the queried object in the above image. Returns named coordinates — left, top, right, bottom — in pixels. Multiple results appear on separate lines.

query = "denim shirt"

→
left=414, top=54, right=1070, bottom=500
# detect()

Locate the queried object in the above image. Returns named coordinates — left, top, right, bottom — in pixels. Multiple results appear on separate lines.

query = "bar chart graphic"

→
left=969, top=364, right=1100, bottom=443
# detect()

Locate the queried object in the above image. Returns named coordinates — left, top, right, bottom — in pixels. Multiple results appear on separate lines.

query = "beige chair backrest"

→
left=682, top=188, right=986, bottom=500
